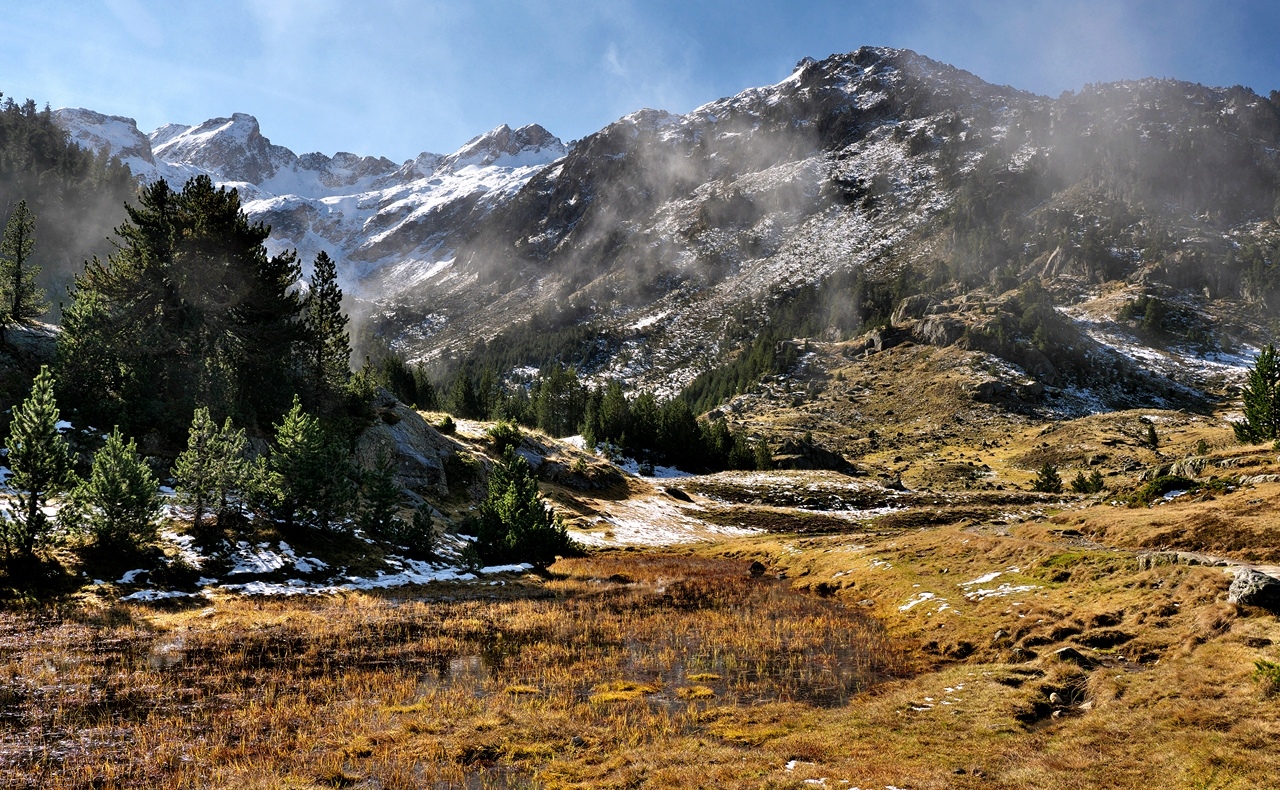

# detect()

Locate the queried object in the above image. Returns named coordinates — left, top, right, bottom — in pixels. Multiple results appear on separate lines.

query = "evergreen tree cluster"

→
left=0, top=95, right=137, bottom=317
left=1070, top=469, right=1107, bottom=494
left=363, top=349, right=439, bottom=411
left=172, top=406, right=249, bottom=534
left=0, top=366, right=159, bottom=562
left=439, top=359, right=772, bottom=473
left=581, top=382, right=768, bottom=472
left=56, top=176, right=353, bottom=452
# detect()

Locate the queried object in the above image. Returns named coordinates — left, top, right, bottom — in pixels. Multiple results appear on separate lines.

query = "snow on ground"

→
left=899, top=591, right=940, bottom=611
left=228, top=541, right=292, bottom=575
left=562, top=435, right=587, bottom=450
left=115, top=529, right=537, bottom=599
left=1060, top=305, right=1257, bottom=386
left=120, top=589, right=204, bottom=602
left=631, top=311, right=668, bottom=331
left=566, top=436, right=695, bottom=480
left=217, top=561, right=532, bottom=597
left=611, top=456, right=694, bottom=479
left=571, top=495, right=758, bottom=547
left=160, top=530, right=204, bottom=568
left=962, top=583, right=1040, bottom=602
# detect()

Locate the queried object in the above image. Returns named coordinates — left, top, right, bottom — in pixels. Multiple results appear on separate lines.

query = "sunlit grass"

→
left=0, top=554, right=904, bottom=788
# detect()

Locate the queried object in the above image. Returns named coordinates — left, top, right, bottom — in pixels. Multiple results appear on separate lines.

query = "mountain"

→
left=53, top=108, right=566, bottom=284
left=369, top=47, right=1280, bottom=406
left=55, top=46, right=1280, bottom=415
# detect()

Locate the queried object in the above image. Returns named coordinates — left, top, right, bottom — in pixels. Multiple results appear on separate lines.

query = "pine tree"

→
left=1071, top=469, right=1106, bottom=494
left=57, top=176, right=305, bottom=448
left=81, top=427, right=160, bottom=550
left=264, top=396, right=355, bottom=530
left=0, top=200, right=48, bottom=335
left=264, top=396, right=323, bottom=528
left=171, top=407, right=254, bottom=533
left=628, top=391, right=659, bottom=452
left=403, top=504, right=436, bottom=557
left=174, top=407, right=217, bottom=533
left=476, top=447, right=571, bottom=566
left=447, top=368, right=482, bottom=419
left=3, top=365, right=72, bottom=556
left=657, top=398, right=699, bottom=469
left=210, top=416, right=251, bottom=523
left=1032, top=462, right=1063, bottom=494
left=302, top=251, right=350, bottom=402
left=753, top=438, right=774, bottom=471
left=598, top=381, right=629, bottom=445
left=1234, top=344, right=1280, bottom=444
left=358, top=449, right=403, bottom=539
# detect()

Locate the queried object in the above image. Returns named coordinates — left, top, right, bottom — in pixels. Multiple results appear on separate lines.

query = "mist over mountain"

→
left=53, top=46, right=1280, bottom=413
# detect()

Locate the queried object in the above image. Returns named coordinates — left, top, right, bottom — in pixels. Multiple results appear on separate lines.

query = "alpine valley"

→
left=4, top=44, right=1280, bottom=789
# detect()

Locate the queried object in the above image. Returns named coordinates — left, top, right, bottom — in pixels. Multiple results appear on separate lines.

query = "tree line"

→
left=0, top=95, right=136, bottom=319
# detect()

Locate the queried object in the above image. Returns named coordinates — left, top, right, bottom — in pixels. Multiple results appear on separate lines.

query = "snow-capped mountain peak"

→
left=149, top=112, right=295, bottom=184
left=52, top=108, right=156, bottom=171
left=439, top=123, right=566, bottom=171
left=53, top=108, right=568, bottom=290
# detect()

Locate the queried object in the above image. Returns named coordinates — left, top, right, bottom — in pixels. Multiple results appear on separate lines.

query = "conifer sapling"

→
left=3, top=365, right=73, bottom=556
left=81, top=427, right=161, bottom=550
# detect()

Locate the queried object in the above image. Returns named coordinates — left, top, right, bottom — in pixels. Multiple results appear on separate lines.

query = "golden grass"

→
left=6, top=401, right=1280, bottom=789
left=0, top=554, right=906, bottom=789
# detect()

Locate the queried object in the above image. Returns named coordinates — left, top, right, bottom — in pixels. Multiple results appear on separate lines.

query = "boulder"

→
left=864, top=325, right=911, bottom=354
left=1052, top=646, right=1096, bottom=667
left=891, top=294, right=932, bottom=325
left=969, top=379, right=1011, bottom=402
left=772, top=438, right=857, bottom=474
left=355, top=390, right=457, bottom=498
left=913, top=316, right=966, bottom=347
left=1227, top=569, right=1280, bottom=612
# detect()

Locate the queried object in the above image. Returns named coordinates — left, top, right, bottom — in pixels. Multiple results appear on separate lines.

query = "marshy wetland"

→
left=0, top=555, right=907, bottom=789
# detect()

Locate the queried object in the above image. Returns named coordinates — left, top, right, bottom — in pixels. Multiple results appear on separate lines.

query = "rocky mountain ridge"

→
left=55, top=47, right=1280, bottom=415
left=53, top=107, right=566, bottom=282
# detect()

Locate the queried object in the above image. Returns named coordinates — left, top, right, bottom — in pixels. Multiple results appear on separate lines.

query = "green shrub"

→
left=1128, top=475, right=1198, bottom=507
left=487, top=421, right=522, bottom=453
left=1255, top=659, right=1280, bottom=698
left=1032, top=462, right=1063, bottom=493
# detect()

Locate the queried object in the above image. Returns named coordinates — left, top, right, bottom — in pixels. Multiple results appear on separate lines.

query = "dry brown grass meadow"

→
left=4, top=401, right=1280, bottom=789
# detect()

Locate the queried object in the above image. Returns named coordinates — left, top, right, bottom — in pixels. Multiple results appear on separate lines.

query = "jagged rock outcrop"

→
left=892, top=295, right=933, bottom=325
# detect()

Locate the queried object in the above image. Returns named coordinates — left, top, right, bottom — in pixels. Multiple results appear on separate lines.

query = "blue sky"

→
left=2, top=1, right=1277, bottom=162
